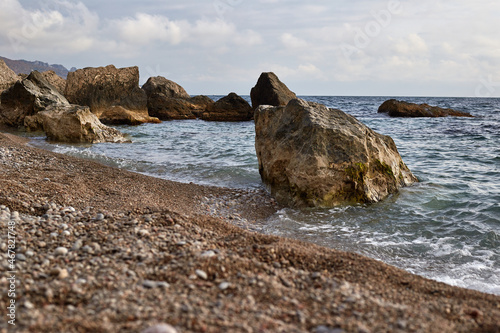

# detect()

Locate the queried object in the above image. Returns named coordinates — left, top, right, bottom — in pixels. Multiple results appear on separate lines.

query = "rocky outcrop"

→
left=142, top=76, right=213, bottom=120
left=64, top=65, right=158, bottom=125
left=146, top=95, right=198, bottom=120
left=188, top=95, right=215, bottom=118
left=202, top=93, right=252, bottom=121
left=0, top=70, right=69, bottom=127
left=250, top=72, right=297, bottom=109
left=255, top=99, right=418, bottom=208
left=24, top=104, right=129, bottom=143
left=378, top=99, right=473, bottom=117
left=0, top=60, right=19, bottom=93
left=41, top=70, right=66, bottom=95
left=142, top=76, right=190, bottom=99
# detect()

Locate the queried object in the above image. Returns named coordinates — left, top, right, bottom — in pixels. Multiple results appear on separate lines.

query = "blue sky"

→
left=1, top=0, right=500, bottom=97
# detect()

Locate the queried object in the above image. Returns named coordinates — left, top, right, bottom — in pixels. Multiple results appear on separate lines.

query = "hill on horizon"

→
left=0, top=56, right=74, bottom=79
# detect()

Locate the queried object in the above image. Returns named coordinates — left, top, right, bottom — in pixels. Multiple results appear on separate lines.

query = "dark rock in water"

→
left=250, top=72, right=297, bottom=109
left=189, top=95, right=215, bottom=118
left=142, top=76, right=190, bottom=99
left=65, top=65, right=158, bottom=125
left=146, top=94, right=198, bottom=120
left=142, top=76, right=201, bottom=120
left=0, top=60, right=19, bottom=94
left=255, top=98, right=418, bottom=208
left=202, top=92, right=253, bottom=121
left=0, top=70, right=69, bottom=127
left=378, top=99, right=473, bottom=118
left=24, top=104, right=129, bottom=143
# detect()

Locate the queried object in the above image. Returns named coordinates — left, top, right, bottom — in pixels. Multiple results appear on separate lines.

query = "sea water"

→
left=27, top=96, right=500, bottom=295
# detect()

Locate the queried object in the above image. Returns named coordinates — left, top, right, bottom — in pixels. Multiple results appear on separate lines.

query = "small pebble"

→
left=218, top=282, right=231, bottom=290
left=142, top=324, right=178, bottom=333
left=58, top=269, right=69, bottom=279
left=54, top=247, right=68, bottom=256
left=195, top=269, right=208, bottom=280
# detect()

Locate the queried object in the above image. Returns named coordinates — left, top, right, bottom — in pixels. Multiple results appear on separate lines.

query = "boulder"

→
left=98, top=107, right=161, bottom=125
left=0, top=60, right=19, bottom=93
left=250, top=72, right=297, bottom=109
left=40, top=70, right=66, bottom=95
left=202, top=93, right=252, bottom=121
left=0, top=70, right=69, bottom=127
left=188, top=95, right=215, bottom=118
left=146, top=95, right=197, bottom=120
left=142, top=76, right=190, bottom=99
left=255, top=99, right=418, bottom=208
left=24, top=104, right=130, bottom=143
left=64, top=65, right=157, bottom=125
left=378, top=99, right=473, bottom=117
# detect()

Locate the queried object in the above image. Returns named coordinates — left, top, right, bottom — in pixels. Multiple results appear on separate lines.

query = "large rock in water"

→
left=0, top=70, right=69, bottom=127
left=142, top=76, right=190, bottom=99
left=250, top=72, right=297, bottom=109
left=202, top=93, right=253, bottom=121
left=0, top=60, right=19, bottom=93
left=378, top=99, right=473, bottom=117
left=255, top=99, right=418, bottom=208
left=24, top=105, right=129, bottom=143
left=65, top=65, right=159, bottom=125
left=142, top=76, right=213, bottom=120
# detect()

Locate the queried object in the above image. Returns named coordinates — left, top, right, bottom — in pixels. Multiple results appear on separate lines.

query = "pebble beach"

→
left=0, top=131, right=499, bottom=333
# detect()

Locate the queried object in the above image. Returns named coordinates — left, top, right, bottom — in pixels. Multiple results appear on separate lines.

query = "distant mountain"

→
left=0, top=56, right=73, bottom=79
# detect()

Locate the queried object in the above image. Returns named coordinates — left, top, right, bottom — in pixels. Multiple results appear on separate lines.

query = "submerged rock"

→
left=250, top=72, right=297, bottom=109
left=65, top=65, right=158, bottom=125
left=24, top=104, right=130, bottom=144
left=378, top=99, right=473, bottom=117
left=202, top=92, right=253, bottom=121
left=0, top=70, right=69, bottom=127
left=255, top=99, right=418, bottom=208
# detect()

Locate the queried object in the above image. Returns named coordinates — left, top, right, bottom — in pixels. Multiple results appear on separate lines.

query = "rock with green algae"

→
left=254, top=98, right=418, bottom=208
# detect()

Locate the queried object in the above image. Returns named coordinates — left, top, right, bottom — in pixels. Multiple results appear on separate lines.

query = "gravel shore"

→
left=0, top=132, right=499, bottom=333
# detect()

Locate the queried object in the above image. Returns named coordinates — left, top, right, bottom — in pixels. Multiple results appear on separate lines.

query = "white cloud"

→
left=281, top=33, right=307, bottom=49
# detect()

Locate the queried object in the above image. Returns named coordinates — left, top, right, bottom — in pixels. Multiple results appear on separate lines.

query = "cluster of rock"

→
left=6, top=63, right=473, bottom=207
left=378, top=99, right=473, bottom=118
left=1, top=64, right=288, bottom=143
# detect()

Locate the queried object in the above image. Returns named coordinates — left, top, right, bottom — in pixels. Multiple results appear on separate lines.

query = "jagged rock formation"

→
left=65, top=65, right=159, bottom=125
left=250, top=72, right=297, bottom=109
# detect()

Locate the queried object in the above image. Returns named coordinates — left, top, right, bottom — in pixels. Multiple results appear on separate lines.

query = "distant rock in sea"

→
left=202, top=92, right=253, bottom=121
left=142, top=76, right=213, bottom=120
left=378, top=99, right=473, bottom=118
left=250, top=72, right=297, bottom=109
left=0, top=56, right=72, bottom=79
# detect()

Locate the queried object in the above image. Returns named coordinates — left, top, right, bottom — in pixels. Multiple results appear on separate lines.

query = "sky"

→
left=1, top=0, right=500, bottom=97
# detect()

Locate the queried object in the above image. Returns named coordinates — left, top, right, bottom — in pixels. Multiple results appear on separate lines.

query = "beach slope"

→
left=0, top=132, right=498, bottom=333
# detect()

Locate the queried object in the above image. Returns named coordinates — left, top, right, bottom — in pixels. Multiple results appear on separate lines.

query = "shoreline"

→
left=0, top=131, right=499, bottom=332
